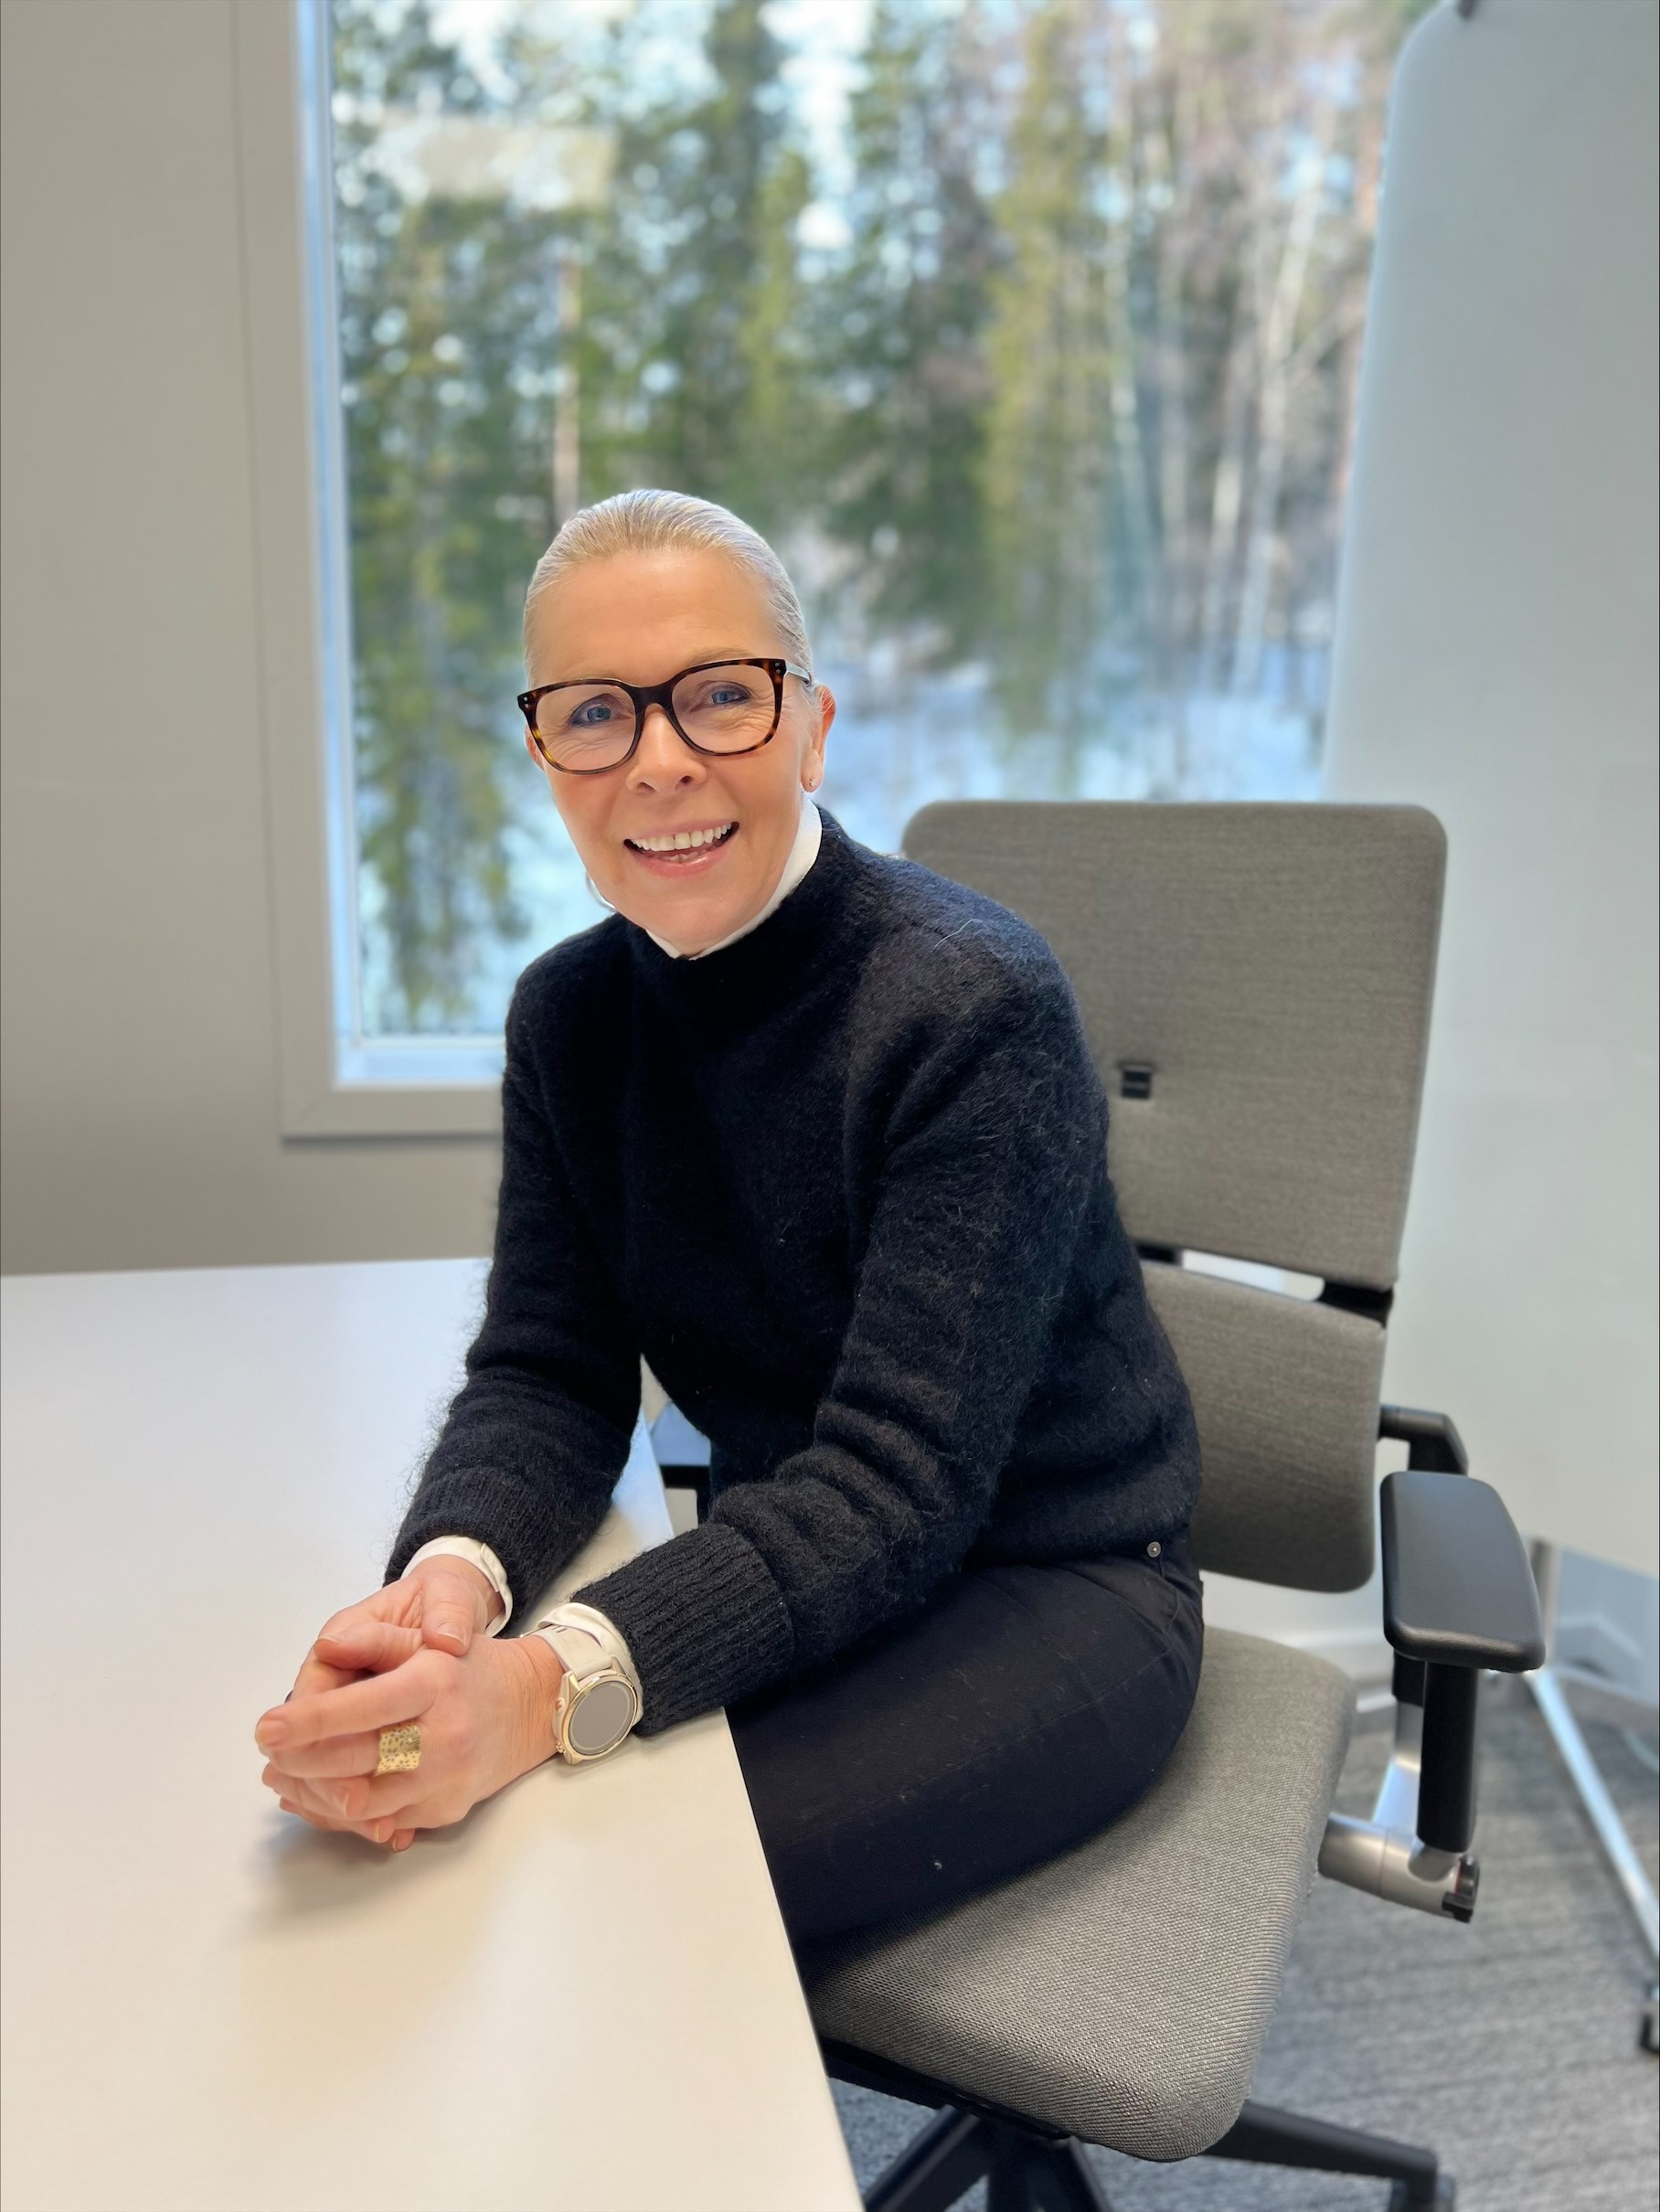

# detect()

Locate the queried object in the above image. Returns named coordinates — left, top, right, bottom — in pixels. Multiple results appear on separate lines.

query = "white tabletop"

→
left=0, top=1260, right=860, bottom=2212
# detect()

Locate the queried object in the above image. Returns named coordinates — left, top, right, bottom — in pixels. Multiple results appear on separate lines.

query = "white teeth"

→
left=628, top=824, right=735, bottom=855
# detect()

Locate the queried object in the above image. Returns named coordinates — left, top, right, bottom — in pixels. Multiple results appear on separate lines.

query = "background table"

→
left=1, top=1260, right=860, bottom=2212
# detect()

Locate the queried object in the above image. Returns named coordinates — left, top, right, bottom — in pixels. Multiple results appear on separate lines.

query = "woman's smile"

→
left=622, top=819, right=740, bottom=875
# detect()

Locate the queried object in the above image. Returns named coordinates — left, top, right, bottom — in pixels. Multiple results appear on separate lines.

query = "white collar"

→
left=646, top=799, right=823, bottom=960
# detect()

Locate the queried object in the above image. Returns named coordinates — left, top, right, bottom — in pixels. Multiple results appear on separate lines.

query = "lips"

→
left=623, top=821, right=739, bottom=862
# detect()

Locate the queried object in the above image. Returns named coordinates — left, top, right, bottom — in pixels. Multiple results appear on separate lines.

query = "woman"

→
left=254, top=490, right=1202, bottom=1946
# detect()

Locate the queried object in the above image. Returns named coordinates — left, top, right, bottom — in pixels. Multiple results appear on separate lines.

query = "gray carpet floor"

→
left=832, top=1675, right=1659, bottom=2211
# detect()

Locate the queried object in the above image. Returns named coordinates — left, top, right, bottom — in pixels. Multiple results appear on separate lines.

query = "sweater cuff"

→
left=572, top=1520, right=795, bottom=1733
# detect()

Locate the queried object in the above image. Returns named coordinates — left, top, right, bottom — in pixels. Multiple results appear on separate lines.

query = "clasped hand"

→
left=254, top=1559, right=563, bottom=1852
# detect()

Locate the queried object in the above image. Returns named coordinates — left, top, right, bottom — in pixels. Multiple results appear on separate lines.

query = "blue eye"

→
left=569, top=698, right=617, bottom=728
left=708, top=685, right=749, bottom=707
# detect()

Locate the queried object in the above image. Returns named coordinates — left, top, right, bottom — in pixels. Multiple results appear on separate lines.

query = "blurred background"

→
left=324, top=0, right=1421, bottom=1038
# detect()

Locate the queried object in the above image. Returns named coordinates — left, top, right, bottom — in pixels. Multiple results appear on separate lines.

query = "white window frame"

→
left=234, top=0, right=503, bottom=1137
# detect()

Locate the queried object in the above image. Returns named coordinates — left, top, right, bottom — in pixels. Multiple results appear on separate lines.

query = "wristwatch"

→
left=530, top=1603, right=643, bottom=1762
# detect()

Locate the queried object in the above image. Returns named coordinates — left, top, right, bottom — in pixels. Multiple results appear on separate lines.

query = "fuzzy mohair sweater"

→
left=386, top=811, right=1201, bottom=1730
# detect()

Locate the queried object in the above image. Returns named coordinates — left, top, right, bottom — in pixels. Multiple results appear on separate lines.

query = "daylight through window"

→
left=321, top=0, right=1422, bottom=1042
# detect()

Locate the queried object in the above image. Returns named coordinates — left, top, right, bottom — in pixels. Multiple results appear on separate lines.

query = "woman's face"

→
left=525, top=548, right=834, bottom=953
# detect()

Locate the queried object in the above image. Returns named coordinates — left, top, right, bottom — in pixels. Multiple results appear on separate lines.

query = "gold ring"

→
left=375, top=1722, right=421, bottom=1776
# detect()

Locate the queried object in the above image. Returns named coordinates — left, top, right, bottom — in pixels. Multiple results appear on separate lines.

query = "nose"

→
left=626, top=702, right=705, bottom=794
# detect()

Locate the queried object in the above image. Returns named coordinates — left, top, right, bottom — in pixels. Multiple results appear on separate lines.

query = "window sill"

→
left=284, top=1043, right=503, bottom=1141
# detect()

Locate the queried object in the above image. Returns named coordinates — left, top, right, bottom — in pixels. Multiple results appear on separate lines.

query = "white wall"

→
left=1322, top=0, right=1659, bottom=1578
left=0, top=0, right=500, bottom=1275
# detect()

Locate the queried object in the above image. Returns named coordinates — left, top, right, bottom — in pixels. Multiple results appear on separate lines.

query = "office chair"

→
left=803, top=802, right=1544, bottom=2212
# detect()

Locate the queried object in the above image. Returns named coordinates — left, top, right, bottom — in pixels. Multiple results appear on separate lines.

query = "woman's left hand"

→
left=254, top=1631, right=564, bottom=1851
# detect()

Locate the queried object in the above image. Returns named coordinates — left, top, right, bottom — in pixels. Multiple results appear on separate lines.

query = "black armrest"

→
left=1380, top=1468, right=1544, bottom=1673
left=1379, top=1466, right=1545, bottom=1856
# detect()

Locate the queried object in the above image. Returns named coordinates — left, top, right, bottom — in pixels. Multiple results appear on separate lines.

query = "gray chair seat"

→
left=803, top=1629, right=1355, bottom=2164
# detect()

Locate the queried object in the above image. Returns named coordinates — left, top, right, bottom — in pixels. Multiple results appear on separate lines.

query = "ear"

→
left=803, top=684, right=835, bottom=789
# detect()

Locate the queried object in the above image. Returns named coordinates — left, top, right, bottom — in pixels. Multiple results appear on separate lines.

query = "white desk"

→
left=0, top=1260, right=860, bottom=2212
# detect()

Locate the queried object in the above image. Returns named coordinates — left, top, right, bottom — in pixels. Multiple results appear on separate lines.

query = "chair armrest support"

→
left=1378, top=1466, right=1544, bottom=1855
left=1323, top=1432, right=1545, bottom=1900
left=1378, top=1404, right=1468, bottom=1473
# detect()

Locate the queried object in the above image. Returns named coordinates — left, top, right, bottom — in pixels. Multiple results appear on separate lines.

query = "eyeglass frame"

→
left=517, top=656, right=814, bottom=775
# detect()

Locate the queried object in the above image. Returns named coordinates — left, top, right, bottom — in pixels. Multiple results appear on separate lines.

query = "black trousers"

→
left=729, top=1535, right=1203, bottom=1949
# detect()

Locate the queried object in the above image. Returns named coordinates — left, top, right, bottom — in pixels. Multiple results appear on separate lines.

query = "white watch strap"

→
left=532, top=1602, right=643, bottom=1702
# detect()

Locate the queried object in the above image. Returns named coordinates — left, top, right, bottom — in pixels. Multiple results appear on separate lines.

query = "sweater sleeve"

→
left=575, top=940, right=1104, bottom=1730
left=384, top=982, right=641, bottom=1622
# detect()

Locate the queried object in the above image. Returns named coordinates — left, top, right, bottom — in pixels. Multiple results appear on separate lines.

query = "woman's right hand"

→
left=288, top=1556, right=503, bottom=1703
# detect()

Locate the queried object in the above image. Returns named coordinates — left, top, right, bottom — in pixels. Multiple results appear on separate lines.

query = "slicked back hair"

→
left=524, top=489, right=815, bottom=686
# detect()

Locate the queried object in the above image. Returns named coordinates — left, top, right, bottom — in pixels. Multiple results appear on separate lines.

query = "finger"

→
left=261, top=1729, right=384, bottom=1781
left=420, top=1609, right=474, bottom=1654
left=265, top=1657, right=366, bottom=1745
left=275, top=1792, right=374, bottom=1839
left=291, top=1653, right=367, bottom=1701
left=314, top=1620, right=424, bottom=1671
left=407, top=1559, right=502, bottom=1651
left=276, top=1777, right=400, bottom=1845
left=273, top=1760, right=431, bottom=1825
left=284, top=1583, right=425, bottom=1707
left=283, top=1773, right=433, bottom=1849
left=256, top=1654, right=437, bottom=1755
left=414, top=1572, right=488, bottom=1654
left=318, top=1583, right=423, bottom=1642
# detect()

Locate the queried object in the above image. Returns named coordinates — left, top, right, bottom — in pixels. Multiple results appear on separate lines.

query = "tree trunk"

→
left=1229, top=72, right=1339, bottom=697
left=1099, top=7, right=1160, bottom=701
left=552, top=242, right=582, bottom=527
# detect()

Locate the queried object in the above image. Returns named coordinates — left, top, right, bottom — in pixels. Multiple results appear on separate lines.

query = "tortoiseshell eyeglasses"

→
left=517, top=656, right=813, bottom=775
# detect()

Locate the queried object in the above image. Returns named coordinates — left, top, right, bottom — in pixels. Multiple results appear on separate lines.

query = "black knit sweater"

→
left=386, top=812, right=1200, bottom=1731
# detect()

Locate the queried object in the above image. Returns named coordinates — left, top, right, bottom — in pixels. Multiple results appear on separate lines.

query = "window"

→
left=309, top=0, right=1422, bottom=1064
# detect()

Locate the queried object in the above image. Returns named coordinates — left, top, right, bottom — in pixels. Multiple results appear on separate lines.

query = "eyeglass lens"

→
left=533, top=663, right=778, bottom=771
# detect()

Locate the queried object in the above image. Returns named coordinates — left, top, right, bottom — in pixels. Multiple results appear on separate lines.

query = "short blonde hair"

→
left=524, top=489, right=815, bottom=680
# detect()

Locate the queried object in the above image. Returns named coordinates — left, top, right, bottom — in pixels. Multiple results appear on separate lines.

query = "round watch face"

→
left=567, top=1675, right=635, bottom=1757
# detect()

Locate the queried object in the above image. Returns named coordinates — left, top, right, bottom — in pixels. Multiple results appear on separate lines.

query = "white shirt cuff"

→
left=404, top=1536, right=513, bottom=1634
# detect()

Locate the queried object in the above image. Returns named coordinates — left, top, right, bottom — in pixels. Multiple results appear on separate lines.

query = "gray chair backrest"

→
left=903, top=801, right=1446, bottom=1593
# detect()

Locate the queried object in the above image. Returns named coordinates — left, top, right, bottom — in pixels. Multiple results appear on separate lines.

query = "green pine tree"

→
left=816, top=0, right=998, bottom=666
left=578, top=0, right=815, bottom=537
left=979, top=0, right=1115, bottom=753
left=332, top=0, right=566, bottom=1030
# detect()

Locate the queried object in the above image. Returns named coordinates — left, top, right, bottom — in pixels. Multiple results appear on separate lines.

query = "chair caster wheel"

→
left=1641, top=1985, right=1659, bottom=2056
left=1388, top=2180, right=1454, bottom=2210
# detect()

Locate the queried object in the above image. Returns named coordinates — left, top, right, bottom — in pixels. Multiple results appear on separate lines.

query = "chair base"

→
left=861, top=2104, right=1112, bottom=2212
left=1208, top=2102, right=1453, bottom=2209
left=825, top=2042, right=1454, bottom=2212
